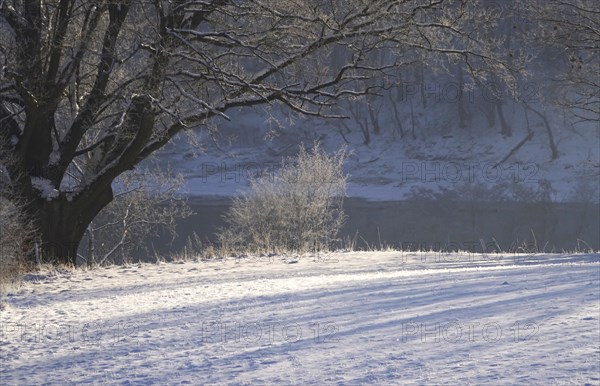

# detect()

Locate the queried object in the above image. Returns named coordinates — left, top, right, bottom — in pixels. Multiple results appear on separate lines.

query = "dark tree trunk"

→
left=28, top=187, right=113, bottom=265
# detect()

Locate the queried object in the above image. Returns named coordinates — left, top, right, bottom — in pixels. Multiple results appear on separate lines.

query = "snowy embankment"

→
left=1, top=252, right=599, bottom=385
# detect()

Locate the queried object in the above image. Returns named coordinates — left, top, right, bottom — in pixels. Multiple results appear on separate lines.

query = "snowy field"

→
left=1, top=252, right=599, bottom=385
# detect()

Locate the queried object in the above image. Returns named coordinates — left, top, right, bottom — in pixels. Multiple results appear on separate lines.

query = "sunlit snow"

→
left=1, top=252, right=598, bottom=384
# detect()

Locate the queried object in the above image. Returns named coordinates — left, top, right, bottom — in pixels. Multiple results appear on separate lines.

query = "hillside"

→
left=154, top=79, right=599, bottom=204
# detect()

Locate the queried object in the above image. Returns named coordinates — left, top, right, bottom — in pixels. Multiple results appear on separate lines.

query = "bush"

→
left=1, top=154, right=33, bottom=295
left=0, top=196, right=32, bottom=294
left=218, top=143, right=347, bottom=253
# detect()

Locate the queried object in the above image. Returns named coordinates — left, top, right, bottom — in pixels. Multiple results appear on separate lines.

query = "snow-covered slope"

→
left=153, top=96, right=599, bottom=203
left=2, top=252, right=598, bottom=384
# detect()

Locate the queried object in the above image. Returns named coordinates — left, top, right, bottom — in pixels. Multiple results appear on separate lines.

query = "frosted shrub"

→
left=0, top=197, right=32, bottom=294
left=1, top=153, right=33, bottom=294
left=219, top=143, right=347, bottom=253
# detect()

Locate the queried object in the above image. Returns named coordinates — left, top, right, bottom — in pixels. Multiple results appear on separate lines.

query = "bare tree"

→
left=528, top=0, right=599, bottom=123
left=0, top=0, right=516, bottom=264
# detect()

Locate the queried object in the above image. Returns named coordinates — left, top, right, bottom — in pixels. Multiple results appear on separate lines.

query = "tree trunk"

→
left=496, top=100, right=512, bottom=137
left=28, top=187, right=113, bottom=265
left=457, top=65, right=469, bottom=129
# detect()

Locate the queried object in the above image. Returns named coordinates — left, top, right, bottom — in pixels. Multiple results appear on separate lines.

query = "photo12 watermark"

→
left=399, top=320, right=540, bottom=344
left=230, top=252, right=340, bottom=264
left=399, top=161, right=539, bottom=184
left=398, top=81, right=541, bottom=104
left=200, top=320, right=339, bottom=346
left=395, top=240, right=541, bottom=263
left=200, top=162, right=277, bottom=184
left=0, top=321, right=140, bottom=346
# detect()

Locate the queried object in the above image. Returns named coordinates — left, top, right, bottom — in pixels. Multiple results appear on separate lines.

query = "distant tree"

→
left=0, top=0, right=516, bottom=265
left=529, top=0, right=599, bottom=123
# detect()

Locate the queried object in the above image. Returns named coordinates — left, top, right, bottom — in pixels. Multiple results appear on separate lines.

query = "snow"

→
left=30, top=177, right=59, bottom=201
left=152, top=99, right=600, bottom=203
left=2, top=252, right=598, bottom=384
left=48, top=150, right=60, bottom=167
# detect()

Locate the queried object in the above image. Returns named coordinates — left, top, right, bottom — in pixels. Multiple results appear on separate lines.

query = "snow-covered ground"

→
left=2, top=252, right=598, bottom=385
